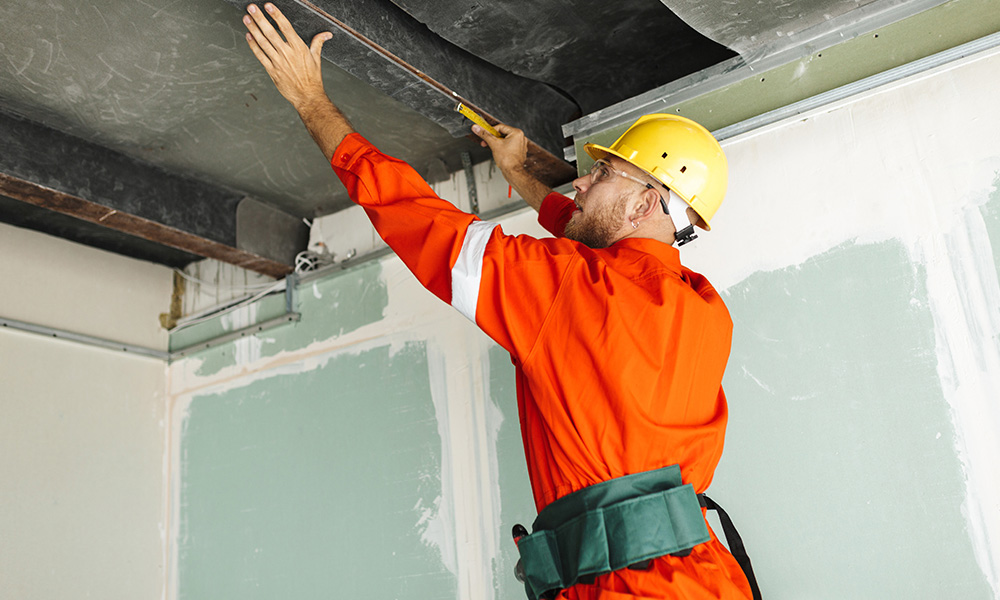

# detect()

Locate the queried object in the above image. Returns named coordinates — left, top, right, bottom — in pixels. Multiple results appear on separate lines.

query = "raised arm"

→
left=242, top=3, right=350, bottom=161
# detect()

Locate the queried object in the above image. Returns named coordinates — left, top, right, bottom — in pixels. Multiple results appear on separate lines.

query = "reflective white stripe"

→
left=452, top=220, right=499, bottom=323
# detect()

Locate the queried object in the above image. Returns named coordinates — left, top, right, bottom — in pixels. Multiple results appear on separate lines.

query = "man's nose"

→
left=573, top=174, right=590, bottom=194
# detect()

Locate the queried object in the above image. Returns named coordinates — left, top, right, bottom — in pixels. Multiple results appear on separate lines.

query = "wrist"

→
left=500, top=162, right=529, bottom=179
left=293, top=90, right=333, bottom=116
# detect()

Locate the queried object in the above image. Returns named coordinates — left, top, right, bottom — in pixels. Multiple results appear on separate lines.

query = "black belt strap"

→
left=700, top=494, right=762, bottom=600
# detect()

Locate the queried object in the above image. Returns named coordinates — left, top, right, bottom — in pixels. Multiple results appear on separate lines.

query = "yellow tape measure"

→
left=455, top=103, right=503, bottom=138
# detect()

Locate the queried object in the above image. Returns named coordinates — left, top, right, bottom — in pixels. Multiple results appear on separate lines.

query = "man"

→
left=242, top=4, right=755, bottom=599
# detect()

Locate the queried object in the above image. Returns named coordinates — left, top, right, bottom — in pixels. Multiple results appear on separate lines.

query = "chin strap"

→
left=665, top=190, right=698, bottom=247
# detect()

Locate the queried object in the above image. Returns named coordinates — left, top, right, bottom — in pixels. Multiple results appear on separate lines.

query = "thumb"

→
left=472, top=124, right=497, bottom=147
left=310, top=31, right=332, bottom=58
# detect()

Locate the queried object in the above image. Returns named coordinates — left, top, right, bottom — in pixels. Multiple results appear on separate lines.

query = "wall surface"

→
left=682, top=45, right=1000, bottom=598
left=168, top=43, right=1000, bottom=600
left=0, top=223, right=172, bottom=599
left=167, top=214, right=544, bottom=599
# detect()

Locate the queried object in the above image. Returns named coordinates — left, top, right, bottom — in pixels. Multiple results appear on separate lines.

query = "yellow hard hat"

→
left=584, top=114, right=728, bottom=230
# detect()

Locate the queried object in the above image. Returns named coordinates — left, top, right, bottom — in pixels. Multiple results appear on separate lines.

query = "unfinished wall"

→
left=167, top=43, right=999, bottom=600
left=166, top=212, right=547, bottom=600
left=0, top=222, right=172, bottom=599
left=682, top=45, right=1000, bottom=597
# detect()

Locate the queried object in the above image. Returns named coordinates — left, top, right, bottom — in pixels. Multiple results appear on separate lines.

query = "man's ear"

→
left=631, top=187, right=662, bottom=222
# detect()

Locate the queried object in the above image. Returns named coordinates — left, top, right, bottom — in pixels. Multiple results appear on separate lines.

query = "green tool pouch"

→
left=515, top=464, right=710, bottom=600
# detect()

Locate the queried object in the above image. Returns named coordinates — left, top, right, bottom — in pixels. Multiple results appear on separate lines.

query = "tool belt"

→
left=513, top=464, right=710, bottom=600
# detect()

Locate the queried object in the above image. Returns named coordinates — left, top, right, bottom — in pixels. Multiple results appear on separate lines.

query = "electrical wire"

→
left=171, top=279, right=287, bottom=331
left=172, top=268, right=278, bottom=291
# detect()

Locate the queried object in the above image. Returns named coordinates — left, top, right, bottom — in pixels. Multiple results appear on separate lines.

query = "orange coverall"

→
left=332, top=133, right=752, bottom=599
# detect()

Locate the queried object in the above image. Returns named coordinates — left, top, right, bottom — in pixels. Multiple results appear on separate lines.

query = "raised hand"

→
left=243, top=3, right=331, bottom=110
left=472, top=123, right=528, bottom=177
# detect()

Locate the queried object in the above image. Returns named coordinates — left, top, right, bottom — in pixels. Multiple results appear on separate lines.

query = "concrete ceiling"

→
left=0, top=0, right=944, bottom=276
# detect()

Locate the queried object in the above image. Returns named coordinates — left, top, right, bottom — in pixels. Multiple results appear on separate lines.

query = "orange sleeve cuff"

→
left=537, top=191, right=575, bottom=237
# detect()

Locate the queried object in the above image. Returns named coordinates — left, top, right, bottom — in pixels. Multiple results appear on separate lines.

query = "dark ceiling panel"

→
left=0, top=0, right=739, bottom=272
left=219, top=0, right=581, bottom=163
left=0, top=0, right=491, bottom=221
left=385, top=0, right=738, bottom=114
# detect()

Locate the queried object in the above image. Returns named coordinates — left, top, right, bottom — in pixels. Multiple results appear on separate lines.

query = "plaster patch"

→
left=220, top=302, right=261, bottom=366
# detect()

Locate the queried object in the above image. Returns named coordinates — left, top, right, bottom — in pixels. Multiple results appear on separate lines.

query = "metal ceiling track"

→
left=710, top=29, right=1000, bottom=142
left=562, top=0, right=954, bottom=157
left=1, top=316, right=171, bottom=361
left=2, top=272, right=301, bottom=362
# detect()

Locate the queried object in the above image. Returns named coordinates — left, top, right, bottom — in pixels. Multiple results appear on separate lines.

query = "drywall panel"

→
left=0, top=225, right=169, bottom=600
left=719, top=240, right=989, bottom=597
left=167, top=197, right=555, bottom=600
left=571, top=0, right=1000, bottom=164
left=0, top=331, right=168, bottom=600
left=487, top=344, right=537, bottom=599
left=175, top=343, right=454, bottom=599
left=678, top=45, right=1000, bottom=598
left=0, top=221, right=172, bottom=349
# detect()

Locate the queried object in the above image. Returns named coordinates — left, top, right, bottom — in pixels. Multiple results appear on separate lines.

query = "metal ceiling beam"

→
left=0, top=108, right=296, bottom=278
left=229, top=0, right=578, bottom=188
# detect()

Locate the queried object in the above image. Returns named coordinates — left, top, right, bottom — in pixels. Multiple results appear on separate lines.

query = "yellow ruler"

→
left=455, top=103, right=503, bottom=138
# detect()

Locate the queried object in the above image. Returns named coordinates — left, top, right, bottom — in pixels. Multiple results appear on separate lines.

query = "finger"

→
left=471, top=124, right=496, bottom=146
left=243, top=9, right=277, bottom=59
left=247, top=3, right=288, bottom=56
left=494, top=123, right=520, bottom=136
left=309, top=31, right=332, bottom=59
left=245, top=32, right=274, bottom=70
left=265, top=3, right=307, bottom=50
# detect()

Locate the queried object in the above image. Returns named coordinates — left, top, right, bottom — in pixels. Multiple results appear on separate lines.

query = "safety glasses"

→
left=588, top=159, right=669, bottom=215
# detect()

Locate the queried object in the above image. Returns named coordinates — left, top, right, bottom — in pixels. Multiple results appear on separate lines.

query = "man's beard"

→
left=564, top=193, right=628, bottom=249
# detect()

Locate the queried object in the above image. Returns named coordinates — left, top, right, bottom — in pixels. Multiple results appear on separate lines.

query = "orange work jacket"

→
left=332, top=133, right=752, bottom=599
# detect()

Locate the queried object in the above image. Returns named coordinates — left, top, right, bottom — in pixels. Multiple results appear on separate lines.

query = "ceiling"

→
left=0, top=0, right=941, bottom=276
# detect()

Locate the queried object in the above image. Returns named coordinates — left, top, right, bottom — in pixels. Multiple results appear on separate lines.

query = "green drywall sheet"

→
left=715, top=239, right=991, bottom=598
left=177, top=342, right=456, bottom=600
left=487, top=344, right=536, bottom=596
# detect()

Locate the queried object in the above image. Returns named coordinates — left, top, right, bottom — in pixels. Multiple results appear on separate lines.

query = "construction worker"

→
left=242, top=3, right=757, bottom=599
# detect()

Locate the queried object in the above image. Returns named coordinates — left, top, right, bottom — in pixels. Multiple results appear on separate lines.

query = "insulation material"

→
left=385, top=0, right=735, bottom=114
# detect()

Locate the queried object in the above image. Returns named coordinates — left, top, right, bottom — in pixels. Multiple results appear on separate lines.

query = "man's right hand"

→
left=243, top=3, right=331, bottom=110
